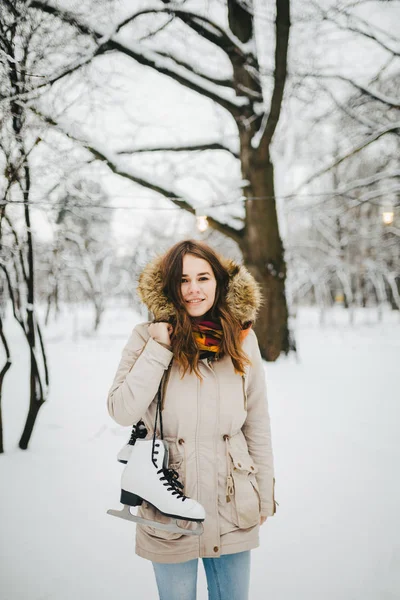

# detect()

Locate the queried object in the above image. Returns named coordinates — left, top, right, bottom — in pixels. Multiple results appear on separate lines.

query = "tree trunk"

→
left=0, top=317, right=12, bottom=454
left=239, top=145, right=289, bottom=359
left=5, top=25, right=49, bottom=450
left=19, top=164, right=47, bottom=449
left=230, top=0, right=291, bottom=360
left=93, top=297, right=104, bottom=331
left=19, top=397, right=44, bottom=450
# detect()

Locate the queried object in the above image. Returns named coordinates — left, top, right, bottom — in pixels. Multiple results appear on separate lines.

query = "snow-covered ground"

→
left=1, top=305, right=399, bottom=600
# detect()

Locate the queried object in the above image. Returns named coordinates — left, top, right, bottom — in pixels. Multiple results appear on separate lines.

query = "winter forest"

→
left=0, top=0, right=399, bottom=599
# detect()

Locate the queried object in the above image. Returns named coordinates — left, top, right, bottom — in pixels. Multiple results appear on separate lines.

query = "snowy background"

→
left=1, top=0, right=400, bottom=598
left=1, top=304, right=399, bottom=600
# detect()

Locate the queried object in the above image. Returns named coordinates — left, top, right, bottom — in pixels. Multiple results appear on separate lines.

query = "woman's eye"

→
left=181, top=277, right=208, bottom=282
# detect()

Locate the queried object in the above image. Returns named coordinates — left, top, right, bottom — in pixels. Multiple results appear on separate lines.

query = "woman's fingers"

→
left=149, top=322, right=172, bottom=346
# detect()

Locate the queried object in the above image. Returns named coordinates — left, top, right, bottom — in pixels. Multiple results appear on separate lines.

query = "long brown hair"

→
left=159, top=239, right=252, bottom=380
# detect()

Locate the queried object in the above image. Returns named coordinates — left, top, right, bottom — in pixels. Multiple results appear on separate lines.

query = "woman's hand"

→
left=260, top=516, right=267, bottom=525
left=148, top=322, right=173, bottom=347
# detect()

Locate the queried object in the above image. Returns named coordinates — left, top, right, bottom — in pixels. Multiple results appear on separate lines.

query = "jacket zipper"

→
left=161, top=362, right=173, bottom=411
left=242, top=375, right=247, bottom=410
left=196, top=364, right=201, bottom=553
left=206, top=357, right=222, bottom=544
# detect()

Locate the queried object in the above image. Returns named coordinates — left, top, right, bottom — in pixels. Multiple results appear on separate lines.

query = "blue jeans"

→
left=152, top=550, right=251, bottom=600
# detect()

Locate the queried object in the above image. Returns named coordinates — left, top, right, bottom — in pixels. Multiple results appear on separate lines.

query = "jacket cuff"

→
left=260, top=494, right=277, bottom=517
left=145, top=336, right=173, bottom=368
left=260, top=505, right=275, bottom=517
left=156, top=340, right=173, bottom=351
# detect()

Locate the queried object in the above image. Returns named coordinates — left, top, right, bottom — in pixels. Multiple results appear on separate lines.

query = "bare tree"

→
left=281, top=1, right=400, bottom=318
left=0, top=2, right=77, bottom=450
left=25, top=0, right=292, bottom=361
left=52, top=178, right=113, bottom=331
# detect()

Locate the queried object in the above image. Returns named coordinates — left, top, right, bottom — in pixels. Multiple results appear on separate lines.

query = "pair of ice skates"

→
left=107, top=386, right=206, bottom=536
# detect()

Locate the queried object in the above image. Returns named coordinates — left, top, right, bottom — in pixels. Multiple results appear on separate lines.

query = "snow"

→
left=1, top=304, right=399, bottom=599
left=251, top=112, right=268, bottom=149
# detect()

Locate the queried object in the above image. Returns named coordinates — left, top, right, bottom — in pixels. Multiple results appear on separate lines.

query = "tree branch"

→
left=296, top=71, right=400, bottom=109
left=293, top=122, right=400, bottom=192
left=29, top=1, right=247, bottom=116
left=314, top=80, right=377, bottom=131
left=258, top=0, right=290, bottom=147
left=30, top=107, right=244, bottom=245
left=117, top=142, right=239, bottom=158
left=115, top=6, right=251, bottom=59
left=324, top=5, right=400, bottom=57
left=0, top=48, right=97, bottom=106
left=338, top=171, right=400, bottom=194
left=155, top=50, right=234, bottom=88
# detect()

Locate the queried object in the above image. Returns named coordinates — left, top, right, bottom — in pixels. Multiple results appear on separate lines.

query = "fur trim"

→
left=137, top=253, right=263, bottom=324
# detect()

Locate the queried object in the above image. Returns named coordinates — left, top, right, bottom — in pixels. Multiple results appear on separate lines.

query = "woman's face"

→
left=181, top=254, right=217, bottom=317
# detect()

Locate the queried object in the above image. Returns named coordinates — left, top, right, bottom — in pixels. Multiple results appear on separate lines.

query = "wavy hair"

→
left=159, top=239, right=252, bottom=380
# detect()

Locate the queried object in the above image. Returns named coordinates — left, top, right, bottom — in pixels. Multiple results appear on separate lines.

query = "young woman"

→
left=107, top=239, right=277, bottom=600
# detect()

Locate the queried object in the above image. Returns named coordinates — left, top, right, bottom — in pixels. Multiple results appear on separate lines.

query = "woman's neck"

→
left=191, top=309, right=219, bottom=323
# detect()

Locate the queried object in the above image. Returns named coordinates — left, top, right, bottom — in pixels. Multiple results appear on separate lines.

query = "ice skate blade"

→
left=107, top=505, right=204, bottom=537
left=120, top=490, right=203, bottom=523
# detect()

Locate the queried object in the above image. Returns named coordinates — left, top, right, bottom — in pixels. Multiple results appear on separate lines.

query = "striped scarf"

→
left=191, top=318, right=252, bottom=359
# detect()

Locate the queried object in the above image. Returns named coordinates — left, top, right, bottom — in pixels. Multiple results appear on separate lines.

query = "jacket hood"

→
left=136, top=252, right=263, bottom=324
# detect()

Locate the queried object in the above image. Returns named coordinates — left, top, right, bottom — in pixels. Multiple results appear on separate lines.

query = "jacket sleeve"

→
left=107, top=324, right=174, bottom=426
left=242, top=329, right=276, bottom=517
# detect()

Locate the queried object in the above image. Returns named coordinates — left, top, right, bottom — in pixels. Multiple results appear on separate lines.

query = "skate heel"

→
left=121, top=489, right=143, bottom=507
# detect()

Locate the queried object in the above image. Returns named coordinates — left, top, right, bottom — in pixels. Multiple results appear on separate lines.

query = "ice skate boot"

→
left=108, top=439, right=205, bottom=536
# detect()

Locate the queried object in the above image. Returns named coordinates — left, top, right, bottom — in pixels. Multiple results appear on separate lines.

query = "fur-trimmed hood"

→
left=136, top=252, right=263, bottom=324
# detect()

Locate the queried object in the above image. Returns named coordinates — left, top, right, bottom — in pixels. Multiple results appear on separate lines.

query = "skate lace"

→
left=128, top=420, right=147, bottom=446
left=150, top=367, right=187, bottom=501
left=158, top=467, right=187, bottom=502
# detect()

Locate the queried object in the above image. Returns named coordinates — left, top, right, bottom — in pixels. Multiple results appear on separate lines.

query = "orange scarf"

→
left=192, top=319, right=252, bottom=356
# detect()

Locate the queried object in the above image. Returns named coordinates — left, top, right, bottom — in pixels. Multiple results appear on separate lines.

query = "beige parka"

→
left=107, top=253, right=277, bottom=564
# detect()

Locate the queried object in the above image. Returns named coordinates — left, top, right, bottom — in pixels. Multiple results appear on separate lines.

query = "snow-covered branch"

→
left=334, top=74, right=400, bottom=109
left=103, top=40, right=248, bottom=113
left=254, top=0, right=290, bottom=149
left=117, top=142, right=239, bottom=159
left=291, top=69, right=400, bottom=110
left=31, top=108, right=244, bottom=245
left=155, top=50, right=234, bottom=88
left=85, top=144, right=244, bottom=244
left=324, top=5, right=400, bottom=57
left=314, top=81, right=377, bottom=131
left=293, top=123, right=400, bottom=192
left=113, top=5, right=253, bottom=59
left=0, top=49, right=96, bottom=107
left=29, top=1, right=248, bottom=116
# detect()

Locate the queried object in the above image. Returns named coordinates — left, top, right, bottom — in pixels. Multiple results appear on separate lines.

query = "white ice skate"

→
left=107, top=439, right=205, bottom=536
left=116, top=443, right=132, bottom=464
left=117, top=421, right=147, bottom=464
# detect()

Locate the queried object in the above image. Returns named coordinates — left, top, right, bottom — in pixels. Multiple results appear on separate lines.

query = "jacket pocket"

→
left=137, top=502, right=184, bottom=541
left=229, top=449, right=261, bottom=529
